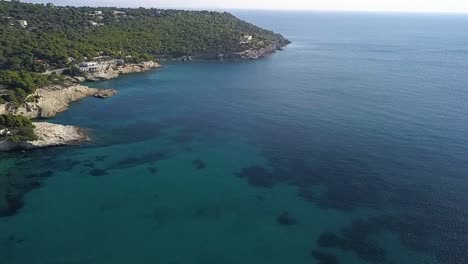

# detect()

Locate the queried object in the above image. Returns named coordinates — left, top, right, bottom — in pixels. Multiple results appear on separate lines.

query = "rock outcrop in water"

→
left=197, top=39, right=290, bottom=60
left=93, top=89, right=119, bottom=99
left=0, top=86, right=116, bottom=151
left=85, top=61, right=162, bottom=81
left=0, top=85, right=98, bottom=119
left=0, top=122, right=88, bottom=151
left=0, top=61, right=158, bottom=151
left=231, top=41, right=290, bottom=60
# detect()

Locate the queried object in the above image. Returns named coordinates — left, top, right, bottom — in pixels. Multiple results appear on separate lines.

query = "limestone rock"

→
left=0, top=85, right=98, bottom=119
left=94, top=89, right=118, bottom=99
left=0, top=122, right=88, bottom=151
left=86, top=61, right=161, bottom=81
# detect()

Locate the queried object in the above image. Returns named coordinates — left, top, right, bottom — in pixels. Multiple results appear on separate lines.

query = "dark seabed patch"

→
left=89, top=168, right=109, bottom=177
left=311, top=250, right=340, bottom=264
left=94, top=121, right=165, bottom=147
left=58, top=158, right=82, bottom=171
left=95, top=155, right=109, bottom=162
left=192, top=205, right=221, bottom=220
left=234, top=134, right=468, bottom=264
left=276, top=211, right=298, bottom=226
left=236, top=166, right=275, bottom=188
left=192, top=159, right=206, bottom=169
left=0, top=164, right=58, bottom=217
left=147, top=166, right=158, bottom=174
left=317, top=231, right=386, bottom=263
left=8, top=235, right=25, bottom=245
left=113, top=150, right=169, bottom=170
left=82, top=161, right=95, bottom=168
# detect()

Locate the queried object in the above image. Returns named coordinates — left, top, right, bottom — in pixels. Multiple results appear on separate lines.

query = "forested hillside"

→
left=0, top=0, right=290, bottom=72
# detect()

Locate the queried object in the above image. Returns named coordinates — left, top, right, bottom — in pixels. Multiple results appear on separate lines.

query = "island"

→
left=0, top=1, right=290, bottom=151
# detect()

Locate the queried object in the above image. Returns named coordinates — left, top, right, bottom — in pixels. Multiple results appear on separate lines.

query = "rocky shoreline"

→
left=0, top=61, right=162, bottom=151
left=158, top=40, right=290, bottom=61
left=0, top=85, right=118, bottom=119
left=84, top=61, right=161, bottom=81
left=0, top=122, right=88, bottom=151
left=0, top=51, right=288, bottom=151
left=228, top=40, right=290, bottom=60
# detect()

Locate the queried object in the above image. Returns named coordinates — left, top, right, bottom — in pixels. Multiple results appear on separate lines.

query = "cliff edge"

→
left=0, top=122, right=88, bottom=151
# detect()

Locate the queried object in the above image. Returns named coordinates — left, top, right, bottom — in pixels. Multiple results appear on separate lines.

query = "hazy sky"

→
left=26, top=0, right=468, bottom=13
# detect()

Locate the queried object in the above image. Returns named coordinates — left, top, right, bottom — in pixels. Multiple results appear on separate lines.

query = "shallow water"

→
left=1, top=11, right=468, bottom=264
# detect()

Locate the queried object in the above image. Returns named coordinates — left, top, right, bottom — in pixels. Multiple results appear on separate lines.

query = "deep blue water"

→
left=1, top=11, right=468, bottom=264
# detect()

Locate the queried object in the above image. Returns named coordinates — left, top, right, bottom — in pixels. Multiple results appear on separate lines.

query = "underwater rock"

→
left=95, top=155, right=108, bottom=162
left=193, top=205, right=221, bottom=220
left=83, top=161, right=95, bottom=168
left=318, top=231, right=386, bottom=262
left=192, top=159, right=206, bottom=169
left=276, top=211, right=298, bottom=226
left=147, top=166, right=158, bottom=174
left=311, top=250, right=340, bottom=264
left=89, top=168, right=108, bottom=176
left=318, top=232, right=342, bottom=247
left=93, top=89, right=118, bottom=99
left=236, top=166, right=274, bottom=188
left=114, top=151, right=168, bottom=170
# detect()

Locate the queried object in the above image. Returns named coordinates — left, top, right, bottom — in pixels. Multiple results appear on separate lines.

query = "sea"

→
left=1, top=11, right=468, bottom=264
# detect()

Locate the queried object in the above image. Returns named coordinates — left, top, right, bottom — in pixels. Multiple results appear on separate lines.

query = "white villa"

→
left=240, top=35, right=253, bottom=44
left=79, top=62, right=104, bottom=73
left=18, top=20, right=28, bottom=28
left=113, top=11, right=126, bottom=15
left=0, top=129, right=12, bottom=137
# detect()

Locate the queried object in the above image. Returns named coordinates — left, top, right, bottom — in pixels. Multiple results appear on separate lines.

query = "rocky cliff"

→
left=233, top=41, right=289, bottom=60
left=194, top=39, right=290, bottom=60
left=85, top=61, right=162, bottom=81
left=0, top=122, right=88, bottom=151
left=0, top=85, right=96, bottom=118
left=0, top=85, right=118, bottom=119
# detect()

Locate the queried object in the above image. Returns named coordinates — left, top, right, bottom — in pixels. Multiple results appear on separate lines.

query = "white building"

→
left=79, top=62, right=102, bottom=73
left=18, top=20, right=28, bottom=28
left=0, top=129, right=12, bottom=136
left=88, top=21, right=98, bottom=26
left=240, top=35, right=253, bottom=44
left=112, top=11, right=126, bottom=15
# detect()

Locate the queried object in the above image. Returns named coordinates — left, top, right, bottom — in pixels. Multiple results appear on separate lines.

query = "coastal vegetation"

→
left=0, top=1, right=289, bottom=105
left=0, top=114, right=38, bottom=142
left=0, top=70, right=64, bottom=105
left=0, top=0, right=289, bottom=146
left=0, top=0, right=289, bottom=73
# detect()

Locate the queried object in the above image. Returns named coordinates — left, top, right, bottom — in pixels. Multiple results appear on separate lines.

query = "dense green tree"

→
left=0, top=70, right=64, bottom=104
left=63, top=65, right=83, bottom=77
left=0, top=1, right=289, bottom=104
left=0, top=114, right=38, bottom=142
left=0, top=1, right=289, bottom=73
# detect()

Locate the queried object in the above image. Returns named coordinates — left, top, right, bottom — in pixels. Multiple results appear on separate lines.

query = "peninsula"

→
left=0, top=1, right=290, bottom=150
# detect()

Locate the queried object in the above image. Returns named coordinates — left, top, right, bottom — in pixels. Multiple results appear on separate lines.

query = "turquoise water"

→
left=2, top=11, right=468, bottom=264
